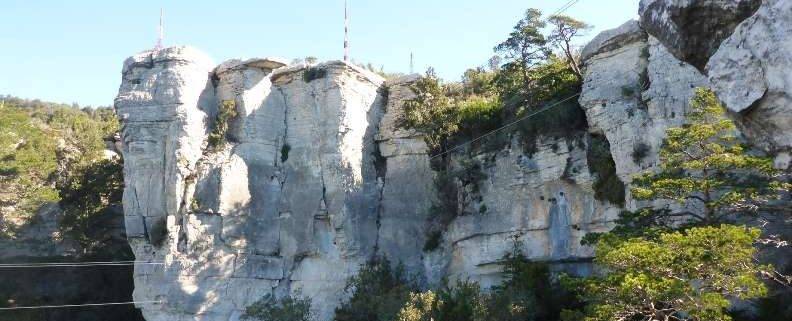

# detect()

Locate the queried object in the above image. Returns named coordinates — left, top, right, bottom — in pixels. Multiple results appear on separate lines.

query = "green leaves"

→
left=243, top=294, right=312, bottom=321
left=207, top=100, right=238, bottom=149
left=334, top=257, right=417, bottom=321
left=399, top=69, right=504, bottom=155
left=630, top=88, right=786, bottom=222
left=578, top=225, right=767, bottom=321
left=574, top=88, right=786, bottom=321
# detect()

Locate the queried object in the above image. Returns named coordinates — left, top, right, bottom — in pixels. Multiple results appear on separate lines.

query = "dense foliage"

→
left=335, top=257, right=418, bottom=321
left=630, top=88, right=787, bottom=224
left=0, top=104, right=59, bottom=237
left=569, top=89, right=790, bottom=321
left=243, top=294, right=312, bottom=321
left=0, top=97, right=138, bottom=321
left=0, top=98, right=121, bottom=241
left=207, top=100, right=238, bottom=149
left=569, top=225, right=767, bottom=321
left=586, top=134, right=626, bottom=206
left=394, top=245, right=578, bottom=321
left=399, top=8, right=590, bottom=158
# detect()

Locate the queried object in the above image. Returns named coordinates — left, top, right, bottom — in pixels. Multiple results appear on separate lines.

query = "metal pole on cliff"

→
left=410, top=51, right=414, bottom=74
left=155, top=8, right=164, bottom=51
left=344, top=0, right=349, bottom=62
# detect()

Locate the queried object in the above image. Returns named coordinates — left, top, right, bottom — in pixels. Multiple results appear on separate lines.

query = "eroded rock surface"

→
left=706, top=0, right=792, bottom=156
left=117, top=3, right=792, bottom=317
left=638, top=0, right=761, bottom=70
left=115, top=47, right=627, bottom=320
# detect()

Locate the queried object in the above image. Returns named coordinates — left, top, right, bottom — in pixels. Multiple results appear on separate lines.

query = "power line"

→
left=0, top=300, right=162, bottom=311
left=549, top=0, right=581, bottom=17
left=426, top=0, right=586, bottom=160
left=429, top=92, right=581, bottom=160
left=0, top=261, right=164, bottom=268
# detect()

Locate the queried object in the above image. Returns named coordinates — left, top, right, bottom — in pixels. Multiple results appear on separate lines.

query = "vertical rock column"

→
left=374, top=75, right=435, bottom=280
left=114, top=46, right=215, bottom=319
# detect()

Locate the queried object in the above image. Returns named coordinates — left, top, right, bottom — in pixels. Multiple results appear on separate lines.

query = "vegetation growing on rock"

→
left=243, top=294, right=312, bottom=321
left=586, top=134, right=626, bottom=206
left=207, top=100, right=238, bottom=149
left=569, top=89, right=791, bottom=321
left=394, top=244, right=579, bottom=321
left=0, top=96, right=139, bottom=321
left=335, top=257, right=417, bottom=321
left=398, top=8, right=589, bottom=159
left=0, top=98, right=122, bottom=242
left=569, top=225, right=768, bottom=321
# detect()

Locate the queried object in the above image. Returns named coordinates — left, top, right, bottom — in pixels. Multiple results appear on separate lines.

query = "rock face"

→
left=638, top=0, right=761, bottom=70
left=115, top=47, right=625, bottom=320
left=116, top=2, right=792, bottom=319
left=579, top=19, right=709, bottom=207
left=706, top=0, right=792, bottom=157
left=639, top=0, right=792, bottom=161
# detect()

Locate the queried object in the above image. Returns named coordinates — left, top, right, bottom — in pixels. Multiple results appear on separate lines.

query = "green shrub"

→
left=207, top=100, right=237, bottom=149
left=620, top=86, right=636, bottom=97
left=586, top=135, right=626, bottom=206
left=0, top=105, right=59, bottom=237
left=422, top=159, right=488, bottom=252
left=58, top=158, right=124, bottom=248
left=244, top=294, right=312, bottom=321
left=631, top=142, right=650, bottom=163
left=148, top=217, right=168, bottom=247
left=515, top=102, right=587, bottom=155
left=0, top=102, right=120, bottom=239
left=398, top=245, right=580, bottom=321
left=423, top=230, right=443, bottom=252
left=487, top=245, right=581, bottom=321
left=396, top=280, right=487, bottom=321
left=335, top=257, right=417, bottom=321
left=400, top=55, right=585, bottom=158
left=303, top=67, right=327, bottom=83
left=280, top=144, right=291, bottom=163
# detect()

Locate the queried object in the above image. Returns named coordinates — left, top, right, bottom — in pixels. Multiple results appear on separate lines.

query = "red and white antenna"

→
left=154, top=8, right=164, bottom=51
left=343, top=0, right=349, bottom=62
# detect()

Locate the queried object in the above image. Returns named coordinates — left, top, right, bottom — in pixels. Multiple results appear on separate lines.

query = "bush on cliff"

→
left=244, top=294, right=312, bottom=321
left=207, top=100, right=237, bottom=149
left=395, top=245, right=578, bottom=321
left=569, top=89, right=790, bottom=321
left=335, top=257, right=418, bottom=321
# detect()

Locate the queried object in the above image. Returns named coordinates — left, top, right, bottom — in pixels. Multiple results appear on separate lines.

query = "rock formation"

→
left=114, top=1, right=791, bottom=320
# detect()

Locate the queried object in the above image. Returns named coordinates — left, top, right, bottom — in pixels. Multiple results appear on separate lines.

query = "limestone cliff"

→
left=115, top=1, right=791, bottom=320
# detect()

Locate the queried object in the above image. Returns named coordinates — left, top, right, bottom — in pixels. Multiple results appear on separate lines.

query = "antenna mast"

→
left=344, top=0, right=349, bottom=62
left=410, top=52, right=414, bottom=74
left=155, top=8, right=164, bottom=51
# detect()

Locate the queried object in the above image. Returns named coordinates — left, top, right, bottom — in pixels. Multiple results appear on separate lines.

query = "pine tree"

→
left=630, top=88, right=788, bottom=225
left=570, top=88, right=789, bottom=321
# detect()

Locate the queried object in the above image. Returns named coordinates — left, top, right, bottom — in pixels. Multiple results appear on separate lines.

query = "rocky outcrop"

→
left=638, top=0, right=792, bottom=164
left=116, top=47, right=393, bottom=320
left=431, top=135, right=622, bottom=288
left=116, top=2, right=792, bottom=319
left=706, top=0, right=792, bottom=158
left=638, top=0, right=761, bottom=70
left=115, top=47, right=627, bottom=320
left=579, top=19, right=708, bottom=204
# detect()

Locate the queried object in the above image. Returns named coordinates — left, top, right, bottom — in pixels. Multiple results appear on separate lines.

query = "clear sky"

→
left=0, top=0, right=638, bottom=107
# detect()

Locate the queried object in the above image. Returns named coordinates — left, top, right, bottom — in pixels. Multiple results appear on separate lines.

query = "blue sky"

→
left=0, top=0, right=637, bottom=107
